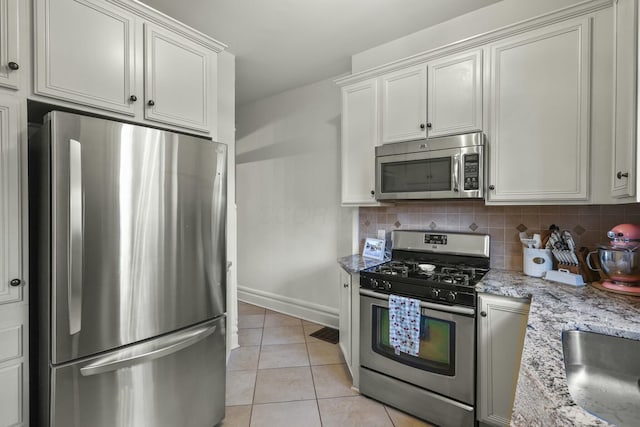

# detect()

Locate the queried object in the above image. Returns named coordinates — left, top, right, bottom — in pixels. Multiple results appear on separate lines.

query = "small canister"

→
left=523, top=248, right=553, bottom=277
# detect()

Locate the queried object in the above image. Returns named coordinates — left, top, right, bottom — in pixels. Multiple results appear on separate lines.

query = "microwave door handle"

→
left=453, top=154, right=460, bottom=193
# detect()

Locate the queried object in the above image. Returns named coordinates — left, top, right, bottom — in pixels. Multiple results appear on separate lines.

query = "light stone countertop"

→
left=337, top=254, right=389, bottom=274
left=478, top=270, right=640, bottom=427
left=336, top=256, right=640, bottom=426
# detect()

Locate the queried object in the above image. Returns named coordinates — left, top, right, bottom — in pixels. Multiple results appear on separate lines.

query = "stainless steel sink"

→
left=562, top=330, right=640, bottom=427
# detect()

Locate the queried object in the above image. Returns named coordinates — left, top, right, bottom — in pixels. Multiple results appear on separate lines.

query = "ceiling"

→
left=140, top=0, right=502, bottom=106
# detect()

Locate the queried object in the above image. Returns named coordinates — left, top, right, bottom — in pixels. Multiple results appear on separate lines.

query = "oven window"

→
left=381, top=157, right=451, bottom=193
left=372, top=306, right=456, bottom=376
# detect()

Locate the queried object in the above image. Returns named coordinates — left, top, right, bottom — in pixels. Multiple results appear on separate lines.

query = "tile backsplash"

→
left=359, top=201, right=640, bottom=271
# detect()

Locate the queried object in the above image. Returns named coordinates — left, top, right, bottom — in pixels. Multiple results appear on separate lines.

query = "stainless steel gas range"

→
left=359, top=230, right=490, bottom=427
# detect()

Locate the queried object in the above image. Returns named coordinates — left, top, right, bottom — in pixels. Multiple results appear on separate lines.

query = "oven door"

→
left=360, top=290, right=475, bottom=405
left=375, top=147, right=461, bottom=200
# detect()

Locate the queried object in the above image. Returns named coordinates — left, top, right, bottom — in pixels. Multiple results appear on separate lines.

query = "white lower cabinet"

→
left=477, top=293, right=530, bottom=427
left=486, top=17, right=591, bottom=203
left=338, top=268, right=360, bottom=388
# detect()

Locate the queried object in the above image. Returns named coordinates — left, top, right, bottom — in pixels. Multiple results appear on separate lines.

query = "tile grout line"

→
left=304, top=320, right=324, bottom=427
left=247, top=310, right=265, bottom=426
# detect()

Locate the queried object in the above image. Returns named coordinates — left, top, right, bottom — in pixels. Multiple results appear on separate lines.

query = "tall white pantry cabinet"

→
left=0, top=0, right=28, bottom=425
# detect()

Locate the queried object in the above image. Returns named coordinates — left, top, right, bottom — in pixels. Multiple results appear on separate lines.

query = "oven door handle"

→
left=359, top=289, right=475, bottom=316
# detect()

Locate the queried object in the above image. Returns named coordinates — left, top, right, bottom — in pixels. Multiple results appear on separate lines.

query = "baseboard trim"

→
left=237, top=285, right=339, bottom=328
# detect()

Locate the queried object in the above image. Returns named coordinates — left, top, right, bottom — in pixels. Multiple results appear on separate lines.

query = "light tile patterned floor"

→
left=221, top=302, right=433, bottom=427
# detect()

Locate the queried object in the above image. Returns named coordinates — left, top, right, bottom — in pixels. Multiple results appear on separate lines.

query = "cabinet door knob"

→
left=343, top=283, right=349, bottom=288
left=420, top=123, right=425, bottom=130
left=9, top=278, right=22, bottom=287
left=426, top=122, right=432, bottom=128
left=480, top=311, right=487, bottom=317
left=147, top=100, right=155, bottom=106
left=8, top=62, right=19, bottom=70
left=370, top=190, right=375, bottom=196
left=129, top=95, right=137, bottom=102
left=488, top=185, right=495, bottom=190
left=617, top=171, right=629, bottom=179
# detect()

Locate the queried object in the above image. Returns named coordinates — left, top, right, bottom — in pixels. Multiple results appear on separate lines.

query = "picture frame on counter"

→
left=363, top=238, right=386, bottom=260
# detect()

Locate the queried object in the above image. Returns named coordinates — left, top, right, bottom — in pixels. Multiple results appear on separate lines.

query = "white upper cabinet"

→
left=0, top=0, right=20, bottom=90
left=611, top=0, right=637, bottom=198
left=486, top=17, right=591, bottom=203
left=427, top=50, right=482, bottom=138
left=341, top=78, right=380, bottom=205
left=144, top=23, right=214, bottom=133
left=33, top=0, right=226, bottom=134
left=34, top=0, right=137, bottom=115
left=381, top=65, right=427, bottom=144
left=380, top=50, right=482, bottom=144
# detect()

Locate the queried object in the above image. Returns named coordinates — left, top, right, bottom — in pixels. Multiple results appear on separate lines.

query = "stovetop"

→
left=360, top=231, right=491, bottom=308
left=360, top=260, right=488, bottom=308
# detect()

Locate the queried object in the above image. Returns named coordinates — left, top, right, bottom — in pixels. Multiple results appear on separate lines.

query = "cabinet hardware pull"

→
left=7, top=62, right=19, bottom=70
left=488, top=185, right=495, bottom=190
left=420, top=123, right=425, bottom=130
left=129, top=95, right=137, bottom=102
left=480, top=311, right=487, bottom=317
left=9, top=278, right=22, bottom=287
left=426, top=122, right=432, bottom=128
left=617, top=171, right=629, bottom=179
left=147, top=100, right=155, bottom=106
left=370, top=190, right=375, bottom=196
left=343, top=283, right=349, bottom=288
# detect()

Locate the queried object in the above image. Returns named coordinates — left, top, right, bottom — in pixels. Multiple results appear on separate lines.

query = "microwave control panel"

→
left=463, top=154, right=480, bottom=191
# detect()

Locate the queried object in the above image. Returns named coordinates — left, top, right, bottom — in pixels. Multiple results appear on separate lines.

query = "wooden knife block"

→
left=557, top=247, right=601, bottom=283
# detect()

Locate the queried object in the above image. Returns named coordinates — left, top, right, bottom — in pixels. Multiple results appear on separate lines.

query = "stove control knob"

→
left=382, top=281, right=392, bottom=291
left=445, top=291, right=456, bottom=303
left=429, top=288, right=439, bottom=298
left=370, top=279, right=379, bottom=289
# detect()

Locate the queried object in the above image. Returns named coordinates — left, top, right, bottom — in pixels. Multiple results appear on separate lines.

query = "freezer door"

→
left=49, top=317, right=226, bottom=427
left=48, top=111, right=227, bottom=363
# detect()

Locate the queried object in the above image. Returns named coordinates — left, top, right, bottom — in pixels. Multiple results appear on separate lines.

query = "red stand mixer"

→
left=588, top=224, right=640, bottom=294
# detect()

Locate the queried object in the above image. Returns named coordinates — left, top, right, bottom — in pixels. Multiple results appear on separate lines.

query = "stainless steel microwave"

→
left=375, top=132, right=485, bottom=200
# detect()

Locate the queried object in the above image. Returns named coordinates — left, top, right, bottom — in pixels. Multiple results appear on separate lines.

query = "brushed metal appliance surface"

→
left=29, top=111, right=228, bottom=427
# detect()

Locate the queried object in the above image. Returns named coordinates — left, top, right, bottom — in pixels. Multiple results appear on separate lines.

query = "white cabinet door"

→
left=0, top=305, right=27, bottom=427
left=338, top=269, right=352, bottom=371
left=487, top=18, right=591, bottom=203
left=144, top=23, right=215, bottom=133
left=34, top=0, right=137, bottom=115
left=0, top=94, right=22, bottom=305
left=477, top=293, right=530, bottom=427
left=341, top=78, right=380, bottom=205
left=427, top=50, right=482, bottom=138
left=381, top=65, right=427, bottom=144
left=0, top=0, right=20, bottom=90
left=0, top=94, right=27, bottom=426
left=611, top=0, right=637, bottom=198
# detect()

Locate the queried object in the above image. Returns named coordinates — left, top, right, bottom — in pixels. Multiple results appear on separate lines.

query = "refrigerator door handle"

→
left=69, top=139, right=83, bottom=335
left=79, top=320, right=219, bottom=376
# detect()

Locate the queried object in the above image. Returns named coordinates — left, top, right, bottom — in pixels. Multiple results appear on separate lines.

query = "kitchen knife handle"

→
left=69, top=139, right=83, bottom=335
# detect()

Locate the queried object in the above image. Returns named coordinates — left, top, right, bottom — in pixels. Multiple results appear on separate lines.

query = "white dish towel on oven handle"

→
left=389, top=294, right=421, bottom=356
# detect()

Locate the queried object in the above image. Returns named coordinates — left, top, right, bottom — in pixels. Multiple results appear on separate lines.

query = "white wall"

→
left=236, top=78, right=354, bottom=327
left=352, top=0, right=584, bottom=73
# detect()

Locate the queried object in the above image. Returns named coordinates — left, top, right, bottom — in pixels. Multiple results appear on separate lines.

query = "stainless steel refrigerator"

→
left=29, top=111, right=227, bottom=427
